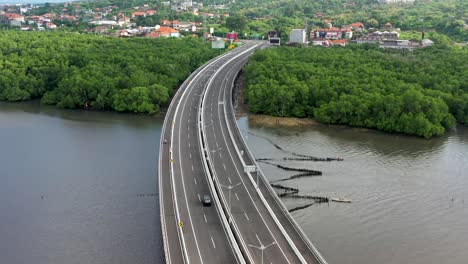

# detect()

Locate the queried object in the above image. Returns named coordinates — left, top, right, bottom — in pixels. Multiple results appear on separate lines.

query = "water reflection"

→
left=0, top=102, right=164, bottom=264
left=0, top=100, right=162, bottom=129
left=238, top=115, right=468, bottom=264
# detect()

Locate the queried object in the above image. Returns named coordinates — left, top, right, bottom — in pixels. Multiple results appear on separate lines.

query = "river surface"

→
left=1, top=101, right=467, bottom=264
left=237, top=116, right=468, bottom=264
left=0, top=101, right=164, bottom=264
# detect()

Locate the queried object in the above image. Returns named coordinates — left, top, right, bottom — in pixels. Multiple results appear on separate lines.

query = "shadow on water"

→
left=0, top=100, right=163, bottom=129
left=247, top=117, right=468, bottom=159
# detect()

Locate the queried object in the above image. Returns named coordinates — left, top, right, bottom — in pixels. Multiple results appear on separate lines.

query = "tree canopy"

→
left=244, top=45, right=468, bottom=138
left=0, top=31, right=221, bottom=114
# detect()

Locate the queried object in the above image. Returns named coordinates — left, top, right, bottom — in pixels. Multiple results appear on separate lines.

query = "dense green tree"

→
left=244, top=45, right=467, bottom=138
left=0, top=31, right=221, bottom=114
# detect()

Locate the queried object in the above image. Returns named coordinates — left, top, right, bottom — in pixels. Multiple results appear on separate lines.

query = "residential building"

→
left=289, top=29, right=307, bottom=44
left=46, top=22, right=57, bottom=29
left=132, top=11, right=146, bottom=18
left=312, top=28, right=352, bottom=40
left=172, top=20, right=180, bottom=29
left=0, top=13, right=24, bottom=26
left=154, top=26, right=180, bottom=37
left=146, top=10, right=157, bottom=16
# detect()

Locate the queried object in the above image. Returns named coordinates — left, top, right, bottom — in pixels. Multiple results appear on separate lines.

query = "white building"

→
left=289, top=29, right=307, bottom=44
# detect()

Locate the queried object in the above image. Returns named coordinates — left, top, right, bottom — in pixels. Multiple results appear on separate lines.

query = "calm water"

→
left=237, top=116, right=468, bottom=264
left=1, top=101, right=467, bottom=264
left=0, top=101, right=164, bottom=264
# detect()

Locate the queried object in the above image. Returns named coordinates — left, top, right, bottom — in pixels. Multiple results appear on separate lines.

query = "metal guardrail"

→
left=224, top=64, right=329, bottom=264
left=160, top=51, right=239, bottom=264
left=219, top=71, right=308, bottom=264
left=199, top=45, right=265, bottom=263
left=197, top=62, right=246, bottom=264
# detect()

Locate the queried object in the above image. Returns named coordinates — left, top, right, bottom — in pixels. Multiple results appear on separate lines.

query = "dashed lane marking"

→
left=210, top=236, right=216, bottom=249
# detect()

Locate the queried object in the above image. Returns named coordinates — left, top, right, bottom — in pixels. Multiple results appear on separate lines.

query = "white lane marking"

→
left=188, top=143, right=191, bottom=148
left=219, top=152, right=223, bottom=158
left=194, top=178, right=197, bottom=185
left=216, top=141, right=219, bottom=148
left=189, top=153, right=192, bottom=159
left=223, top=163, right=227, bottom=171
left=211, top=236, right=216, bottom=249
left=197, top=194, right=201, bottom=202
left=244, top=212, right=250, bottom=221
left=256, top=234, right=262, bottom=245
left=214, top=89, right=291, bottom=263
left=191, top=164, right=194, bottom=171
left=235, top=193, right=240, bottom=201
left=188, top=133, right=190, bottom=139
left=228, top=177, right=232, bottom=184
left=204, top=213, right=207, bottom=223
left=172, top=52, right=236, bottom=264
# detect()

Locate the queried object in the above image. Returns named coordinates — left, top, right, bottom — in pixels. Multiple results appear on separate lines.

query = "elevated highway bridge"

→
left=159, top=41, right=327, bottom=264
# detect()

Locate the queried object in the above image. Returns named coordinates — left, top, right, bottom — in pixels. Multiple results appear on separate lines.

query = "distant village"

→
left=282, top=19, right=434, bottom=50
left=0, top=1, right=227, bottom=40
left=1, top=1, right=434, bottom=50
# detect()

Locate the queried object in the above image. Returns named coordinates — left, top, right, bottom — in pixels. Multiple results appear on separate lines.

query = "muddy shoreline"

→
left=233, top=71, right=332, bottom=129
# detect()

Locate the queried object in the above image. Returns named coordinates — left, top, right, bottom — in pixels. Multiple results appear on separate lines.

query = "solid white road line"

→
left=210, top=63, right=291, bottom=264
left=256, top=234, right=262, bottom=245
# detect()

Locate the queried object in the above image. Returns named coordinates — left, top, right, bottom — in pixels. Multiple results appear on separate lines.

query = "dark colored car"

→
left=202, top=194, right=211, bottom=206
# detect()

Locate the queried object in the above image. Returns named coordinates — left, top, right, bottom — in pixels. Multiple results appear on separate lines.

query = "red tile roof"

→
left=3, top=13, right=23, bottom=20
left=330, top=39, right=348, bottom=44
left=156, top=26, right=179, bottom=34
left=146, top=31, right=161, bottom=38
left=351, top=22, right=364, bottom=28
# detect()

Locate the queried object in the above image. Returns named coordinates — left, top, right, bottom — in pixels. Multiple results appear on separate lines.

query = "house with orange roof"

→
left=42, top=13, right=57, bottom=19
left=145, top=31, right=161, bottom=38
left=171, top=20, right=180, bottom=29
left=0, top=13, right=24, bottom=26
left=146, top=10, right=157, bottom=16
left=350, top=22, right=364, bottom=28
left=162, top=19, right=171, bottom=26
left=329, top=39, right=348, bottom=46
left=46, top=22, right=57, bottom=29
left=154, top=26, right=180, bottom=37
left=132, top=11, right=146, bottom=18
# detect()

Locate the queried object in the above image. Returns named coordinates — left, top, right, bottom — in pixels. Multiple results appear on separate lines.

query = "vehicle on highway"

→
left=202, top=194, right=211, bottom=206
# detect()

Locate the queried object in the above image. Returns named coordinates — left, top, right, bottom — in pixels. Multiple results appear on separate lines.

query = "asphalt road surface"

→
left=160, top=41, right=325, bottom=264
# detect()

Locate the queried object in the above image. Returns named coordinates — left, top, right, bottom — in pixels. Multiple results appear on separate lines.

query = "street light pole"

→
left=219, top=182, right=241, bottom=223
left=248, top=239, right=276, bottom=264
